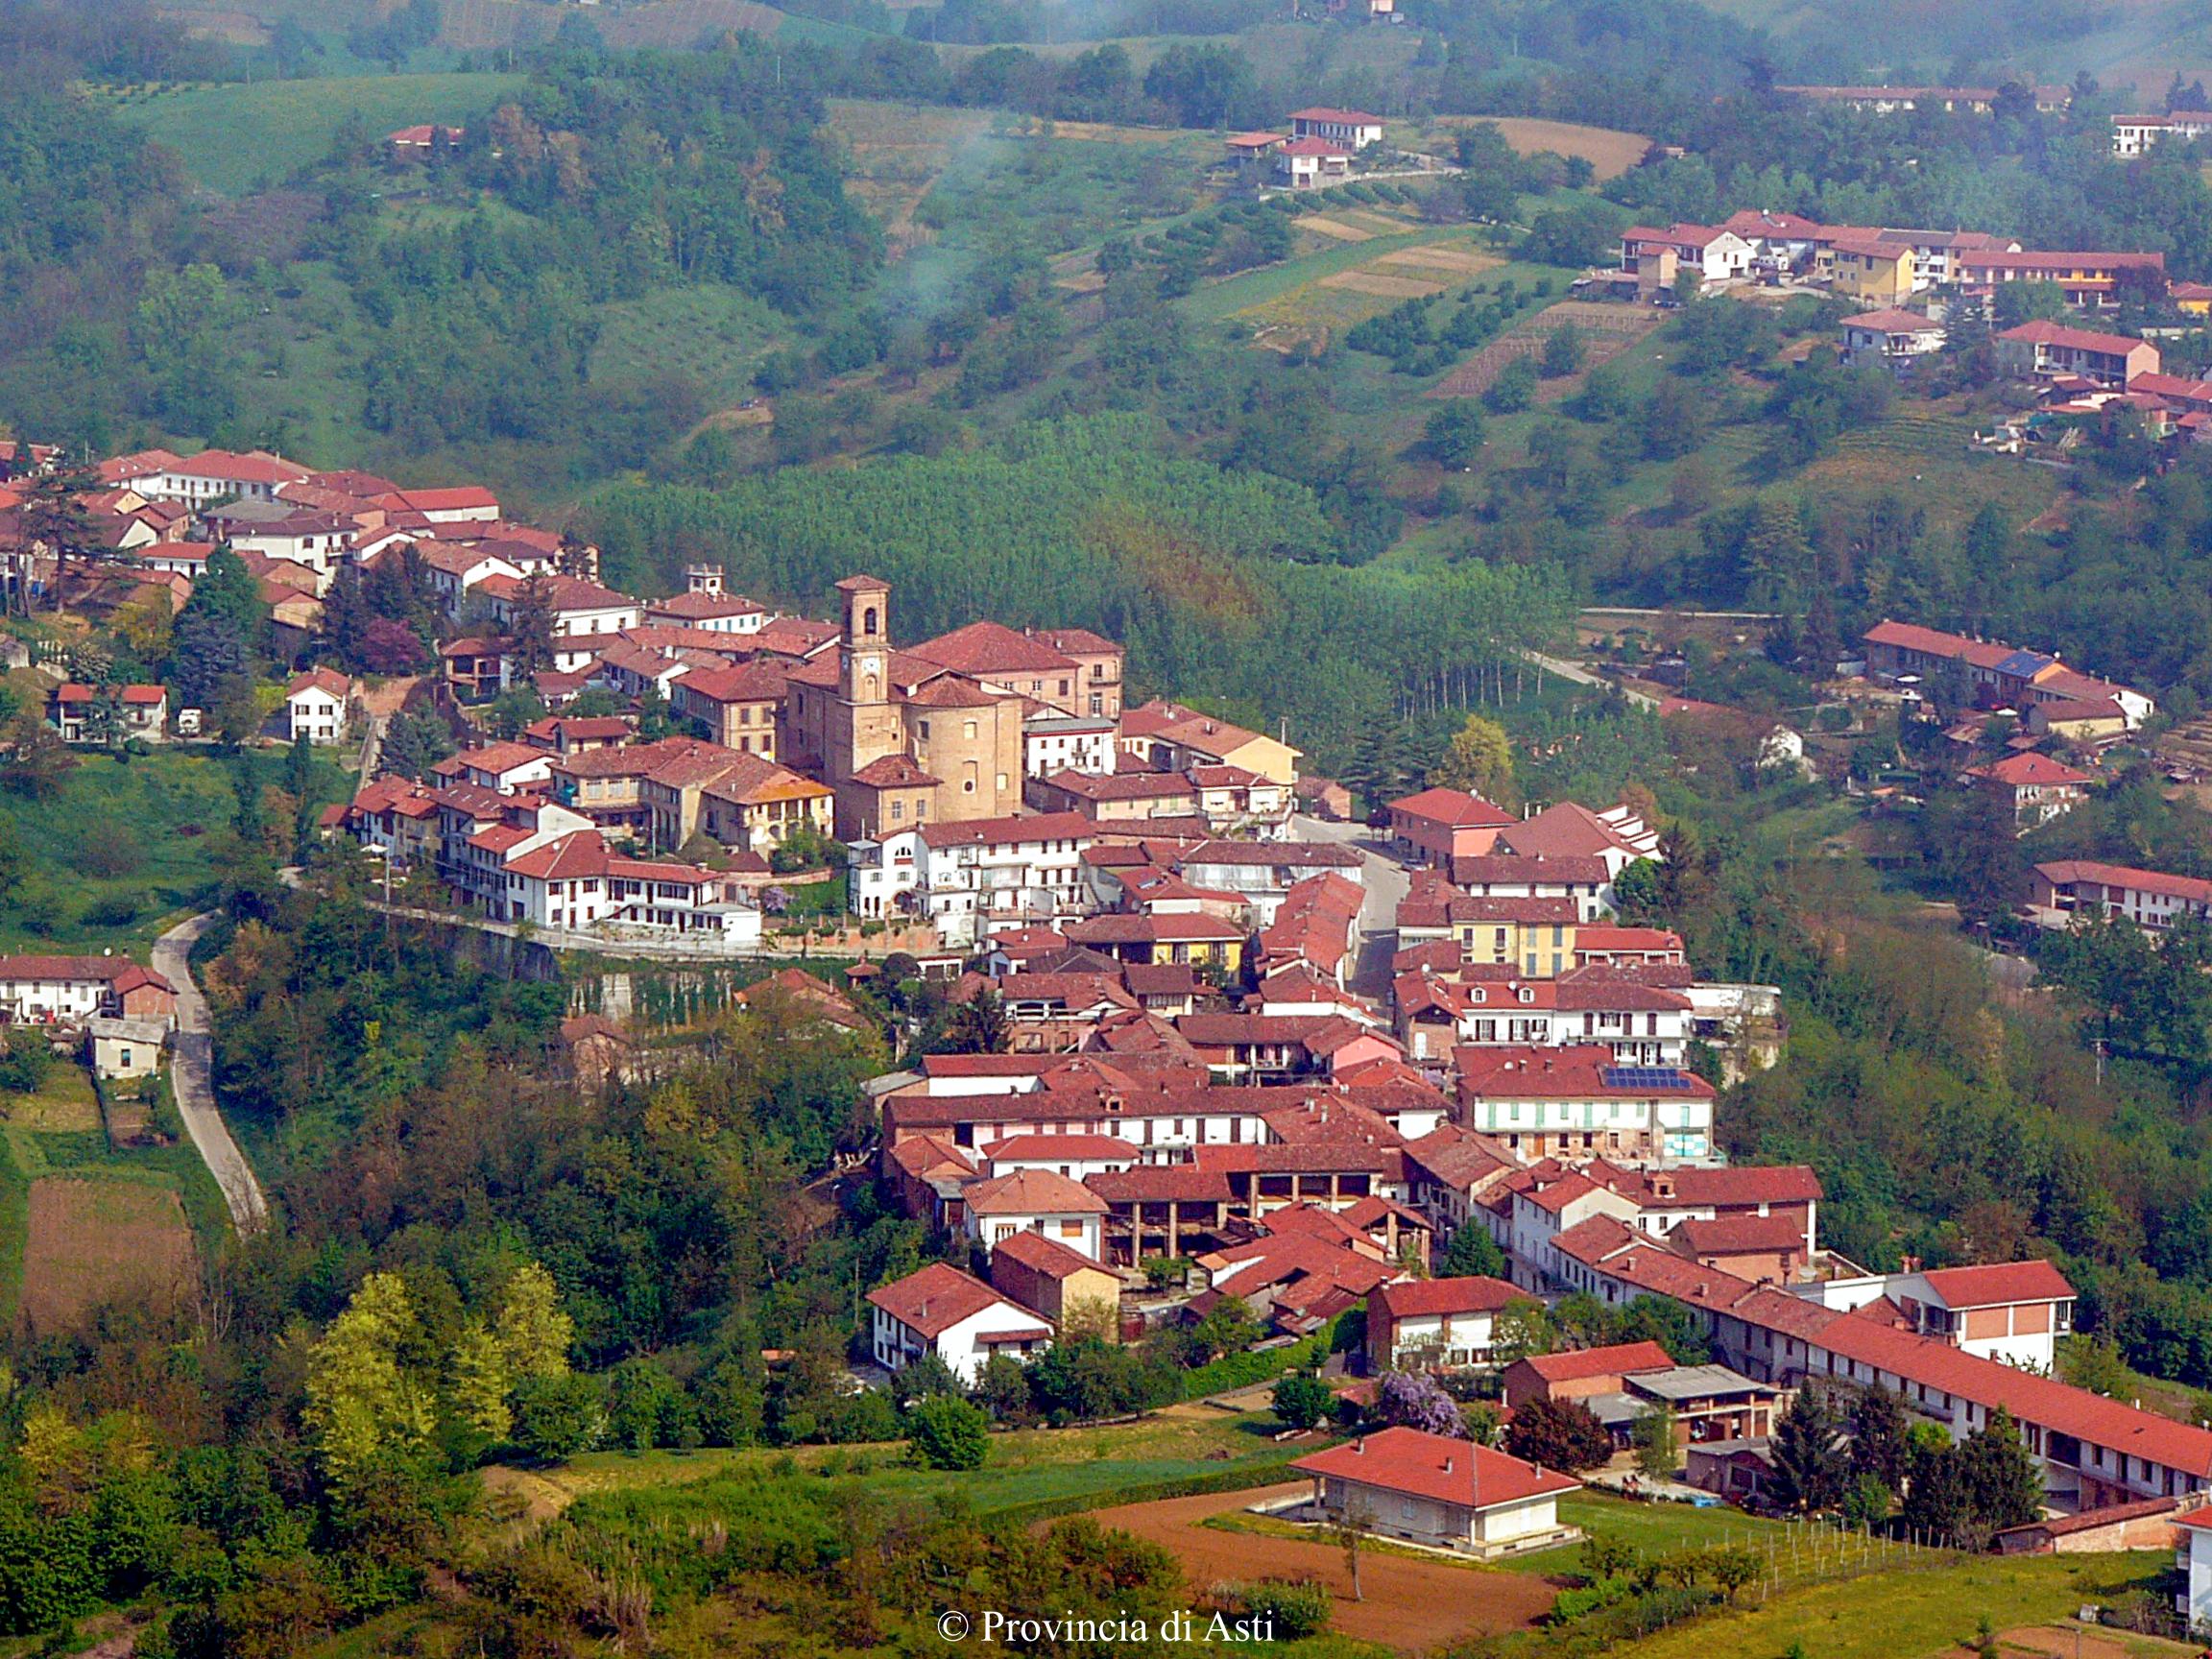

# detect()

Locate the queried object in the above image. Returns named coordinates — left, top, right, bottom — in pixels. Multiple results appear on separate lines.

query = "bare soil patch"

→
left=1993, top=1625, right=2198, bottom=1659
left=1321, top=271, right=1447, bottom=298
left=1046, top=120, right=1195, bottom=145
left=1372, top=246, right=1501, bottom=274
left=21, top=1178, right=194, bottom=1331
left=1081, top=1482, right=1558, bottom=1651
left=1298, top=216, right=1374, bottom=243
left=1427, top=116, right=1651, bottom=180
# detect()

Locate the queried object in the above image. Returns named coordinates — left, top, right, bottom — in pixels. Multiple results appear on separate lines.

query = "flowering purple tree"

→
left=761, top=885, right=789, bottom=915
left=1376, top=1369, right=1465, bottom=1437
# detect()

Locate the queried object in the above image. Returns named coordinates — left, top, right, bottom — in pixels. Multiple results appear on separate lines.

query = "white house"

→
left=2176, top=1507, right=2212, bottom=1632
left=867, top=1261, right=1054, bottom=1384
left=1275, top=137, right=1353, bottom=188
left=286, top=667, right=352, bottom=745
left=1457, top=1046, right=1716, bottom=1166
left=1620, top=224, right=1758, bottom=284
left=1288, top=1427, right=1580, bottom=1559
left=848, top=812, right=1095, bottom=944
left=1840, top=308, right=1948, bottom=364
left=643, top=565, right=769, bottom=634
left=1288, top=107, right=1385, bottom=149
left=494, top=830, right=763, bottom=945
left=0, top=955, right=176, bottom=1026
left=1364, top=1276, right=1526, bottom=1370
left=1790, top=1260, right=2074, bottom=1372
left=960, top=1167, right=1108, bottom=1262
left=1023, top=713, right=1118, bottom=779
left=475, top=573, right=642, bottom=674
left=983, top=1132, right=1141, bottom=1184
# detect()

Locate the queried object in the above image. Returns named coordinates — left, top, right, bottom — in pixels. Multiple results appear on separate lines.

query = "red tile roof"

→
left=672, top=661, right=787, bottom=703
left=917, top=810, right=1093, bottom=851
left=1289, top=106, right=1382, bottom=123
left=908, top=620, right=1077, bottom=677
left=866, top=1262, right=1019, bottom=1337
left=1289, top=1426, right=1579, bottom=1510
left=1965, top=752, right=2092, bottom=787
left=991, top=1227, right=1109, bottom=1281
left=1671, top=1214, right=1807, bottom=1256
left=1369, top=1275, right=1525, bottom=1320
left=1455, top=1046, right=1716, bottom=1102
left=1918, top=1260, right=2075, bottom=1308
left=2034, top=859, right=2212, bottom=907
left=1518, top=1340, right=1675, bottom=1382
left=986, top=1133, right=1139, bottom=1165
left=1387, top=787, right=1518, bottom=830
left=851, top=754, right=939, bottom=788
left=962, top=1168, right=1110, bottom=1216
left=1997, top=320, right=2153, bottom=355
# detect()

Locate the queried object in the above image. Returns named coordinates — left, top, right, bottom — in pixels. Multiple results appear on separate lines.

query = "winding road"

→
left=151, top=912, right=268, bottom=1233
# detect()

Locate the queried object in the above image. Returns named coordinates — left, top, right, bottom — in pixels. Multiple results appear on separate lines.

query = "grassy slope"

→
left=0, top=746, right=349, bottom=955
left=108, top=72, right=526, bottom=196
left=514, top=1407, right=1302, bottom=1518
left=1614, top=1549, right=2173, bottom=1659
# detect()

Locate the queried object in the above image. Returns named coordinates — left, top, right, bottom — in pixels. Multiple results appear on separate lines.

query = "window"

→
left=964, top=720, right=978, bottom=740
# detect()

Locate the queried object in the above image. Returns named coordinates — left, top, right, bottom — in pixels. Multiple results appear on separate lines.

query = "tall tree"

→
left=1768, top=1382, right=1850, bottom=1513
left=13, top=463, right=98, bottom=613
left=1429, top=712, right=1519, bottom=805
left=505, top=572, right=560, bottom=678
left=1848, top=1382, right=1911, bottom=1490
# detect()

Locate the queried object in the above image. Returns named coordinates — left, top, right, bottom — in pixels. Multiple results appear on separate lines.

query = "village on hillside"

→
left=0, top=415, right=2210, bottom=1616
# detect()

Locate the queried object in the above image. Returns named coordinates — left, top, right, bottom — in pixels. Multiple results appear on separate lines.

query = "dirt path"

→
left=1081, top=1482, right=1559, bottom=1651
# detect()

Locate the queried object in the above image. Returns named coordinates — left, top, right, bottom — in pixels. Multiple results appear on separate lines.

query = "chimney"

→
left=1443, top=1456, right=1455, bottom=1474
left=1354, top=1436, right=1365, bottom=1455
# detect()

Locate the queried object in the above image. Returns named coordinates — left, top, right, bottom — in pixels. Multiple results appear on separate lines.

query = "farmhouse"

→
left=0, top=956, right=176, bottom=1026
left=1287, top=107, right=1384, bottom=149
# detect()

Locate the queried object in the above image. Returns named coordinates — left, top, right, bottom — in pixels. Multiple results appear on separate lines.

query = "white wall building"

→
left=867, top=1262, right=1054, bottom=1385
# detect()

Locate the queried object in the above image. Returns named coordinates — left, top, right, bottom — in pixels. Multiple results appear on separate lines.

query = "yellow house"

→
left=1397, top=888, right=1581, bottom=977
left=1825, top=234, right=1914, bottom=302
left=2176, top=281, right=2212, bottom=317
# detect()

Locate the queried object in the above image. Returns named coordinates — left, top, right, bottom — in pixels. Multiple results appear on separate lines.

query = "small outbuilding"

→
left=87, top=1016, right=167, bottom=1080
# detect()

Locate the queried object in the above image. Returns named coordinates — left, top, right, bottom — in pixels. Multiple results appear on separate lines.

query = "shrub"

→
left=906, top=1395, right=990, bottom=1471
left=1270, top=1374, right=1332, bottom=1431
left=1239, top=1577, right=1331, bottom=1639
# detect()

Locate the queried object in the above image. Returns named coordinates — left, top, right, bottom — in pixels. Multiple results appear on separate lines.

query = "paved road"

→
left=1520, top=648, right=1661, bottom=709
left=152, top=912, right=269, bottom=1233
left=1290, top=813, right=1409, bottom=999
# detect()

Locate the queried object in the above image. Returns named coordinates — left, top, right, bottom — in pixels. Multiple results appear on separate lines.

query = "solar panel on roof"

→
left=1602, top=1067, right=1693, bottom=1090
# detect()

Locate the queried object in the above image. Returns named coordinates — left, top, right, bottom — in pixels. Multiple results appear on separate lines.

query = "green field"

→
left=108, top=71, right=525, bottom=196
left=500, top=1407, right=1303, bottom=1521
left=1614, top=1548, right=2175, bottom=1659
left=0, top=745, right=346, bottom=954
